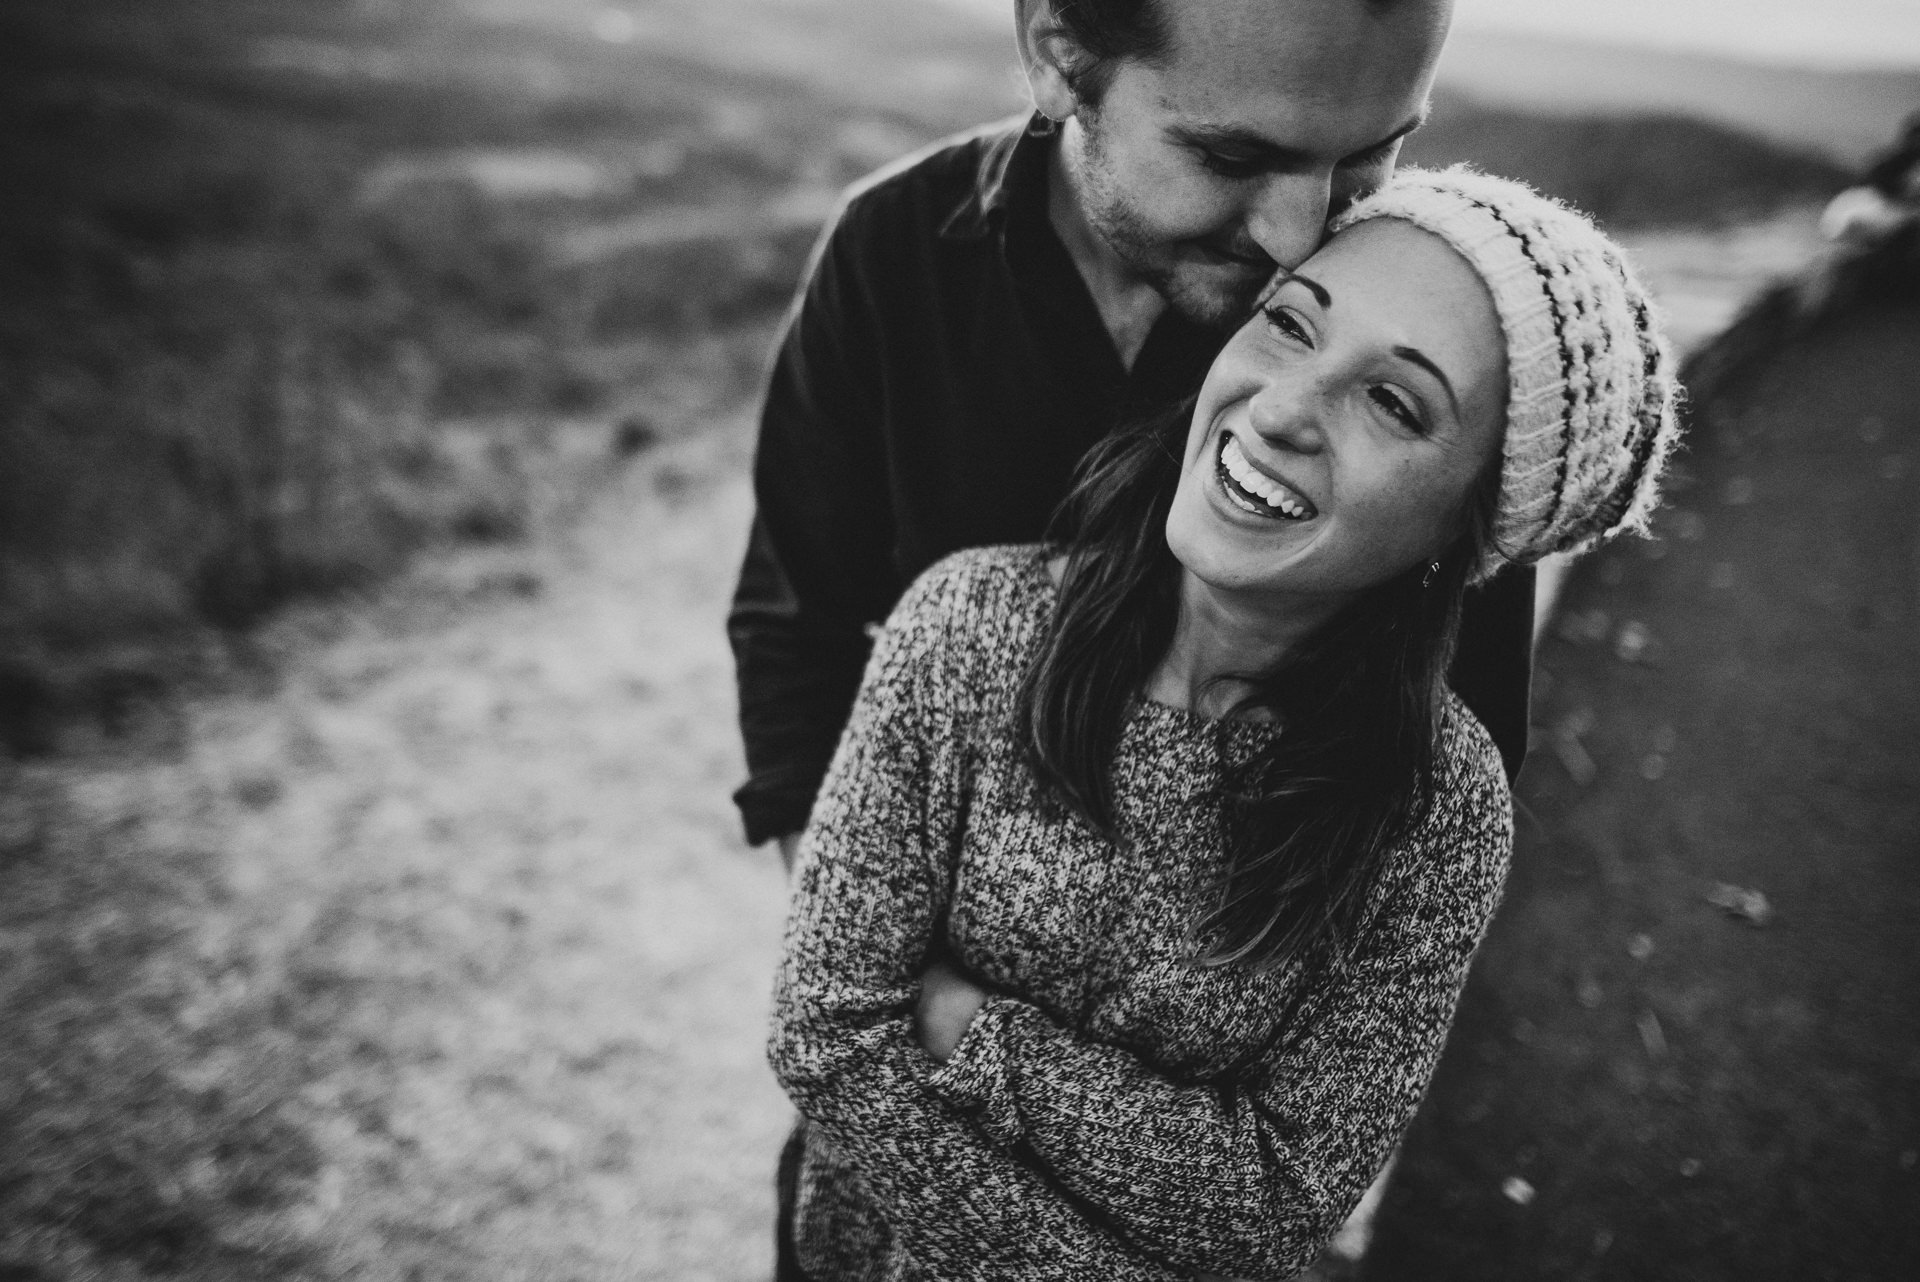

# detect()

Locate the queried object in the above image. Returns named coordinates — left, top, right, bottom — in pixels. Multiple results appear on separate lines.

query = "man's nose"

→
left=1245, top=170, right=1336, bottom=271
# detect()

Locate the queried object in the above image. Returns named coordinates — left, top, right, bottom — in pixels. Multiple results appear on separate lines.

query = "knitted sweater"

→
left=768, top=546, right=1513, bottom=1281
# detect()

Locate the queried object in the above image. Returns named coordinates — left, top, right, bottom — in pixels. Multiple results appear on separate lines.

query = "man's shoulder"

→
left=829, top=113, right=1027, bottom=241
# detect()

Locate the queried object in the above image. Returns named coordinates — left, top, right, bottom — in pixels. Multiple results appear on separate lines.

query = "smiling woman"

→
left=768, top=167, right=1680, bottom=1281
left=1164, top=218, right=1509, bottom=622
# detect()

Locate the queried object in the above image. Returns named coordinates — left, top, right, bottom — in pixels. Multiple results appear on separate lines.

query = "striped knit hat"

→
left=1330, top=166, right=1682, bottom=582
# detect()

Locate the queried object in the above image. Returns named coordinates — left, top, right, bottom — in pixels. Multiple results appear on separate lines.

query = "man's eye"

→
left=1338, top=141, right=1399, bottom=170
left=1198, top=150, right=1261, bottom=179
left=1262, top=305, right=1311, bottom=345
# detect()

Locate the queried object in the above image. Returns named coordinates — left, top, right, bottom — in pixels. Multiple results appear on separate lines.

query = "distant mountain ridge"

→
left=1436, top=29, right=1920, bottom=167
left=1406, top=94, right=1851, bottom=230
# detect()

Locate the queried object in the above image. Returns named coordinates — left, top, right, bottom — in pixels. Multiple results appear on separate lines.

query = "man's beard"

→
left=1088, top=197, right=1271, bottom=330
left=1071, top=123, right=1273, bottom=331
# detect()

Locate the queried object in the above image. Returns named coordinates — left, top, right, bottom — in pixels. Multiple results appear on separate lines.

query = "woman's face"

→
left=1165, top=218, right=1508, bottom=610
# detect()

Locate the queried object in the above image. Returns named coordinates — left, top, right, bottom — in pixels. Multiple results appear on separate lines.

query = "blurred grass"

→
left=0, top=774, right=325, bottom=1279
left=0, top=0, right=912, bottom=750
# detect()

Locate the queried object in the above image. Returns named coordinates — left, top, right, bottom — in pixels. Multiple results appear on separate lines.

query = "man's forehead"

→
left=1156, top=0, right=1452, bottom=58
left=1150, top=0, right=1447, bottom=125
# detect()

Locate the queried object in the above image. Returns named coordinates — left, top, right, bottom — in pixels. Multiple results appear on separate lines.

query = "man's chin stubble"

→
left=1155, top=268, right=1268, bottom=332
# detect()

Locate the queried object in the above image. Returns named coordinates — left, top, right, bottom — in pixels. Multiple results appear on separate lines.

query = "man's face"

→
left=1062, top=0, right=1450, bottom=328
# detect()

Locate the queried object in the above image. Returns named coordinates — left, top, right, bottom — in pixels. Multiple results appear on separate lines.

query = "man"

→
left=729, top=0, right=1533, bottom=870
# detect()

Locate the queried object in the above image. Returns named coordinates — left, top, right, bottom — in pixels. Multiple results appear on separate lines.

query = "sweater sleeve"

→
left=923, top=711, right=1515, bottom=1280
left=767, top=554, right=1173, bottom=1279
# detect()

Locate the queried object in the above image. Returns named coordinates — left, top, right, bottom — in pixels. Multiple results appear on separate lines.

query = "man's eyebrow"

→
left=1169, top=109, right=1429, bottom=162
left=1393, top=345, right=1461, bottom=418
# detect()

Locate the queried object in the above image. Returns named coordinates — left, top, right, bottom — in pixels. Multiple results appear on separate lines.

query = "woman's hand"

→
left=914, top=958, right=989, bottom=1063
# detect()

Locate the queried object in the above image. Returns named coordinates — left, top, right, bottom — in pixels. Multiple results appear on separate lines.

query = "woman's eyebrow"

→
left=1271, top=270, right=1331, bottom=309
left=1393, top=345, right=1461, bottom=418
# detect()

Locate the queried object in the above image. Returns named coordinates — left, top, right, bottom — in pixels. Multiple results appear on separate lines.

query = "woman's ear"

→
left=1014, top=0, right=1085, bottom=124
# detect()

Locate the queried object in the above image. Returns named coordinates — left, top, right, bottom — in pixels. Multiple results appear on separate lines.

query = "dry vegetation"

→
left=0, top=0, right=972, bottom=748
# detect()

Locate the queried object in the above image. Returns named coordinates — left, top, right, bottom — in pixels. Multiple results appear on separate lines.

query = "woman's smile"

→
left=1216, top=430, right=1317, bottom=521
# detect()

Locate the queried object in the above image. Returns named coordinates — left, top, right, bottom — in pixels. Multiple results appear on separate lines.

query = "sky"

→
left=934, top=0, right=1920, bottom=70
left=1452, top=0, right=1920, bottom=69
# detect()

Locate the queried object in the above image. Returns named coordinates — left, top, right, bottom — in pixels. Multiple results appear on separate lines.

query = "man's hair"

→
left=1046, top=0, right=1174, bottom=104
left=1050, top=0, right=1427, bottom=105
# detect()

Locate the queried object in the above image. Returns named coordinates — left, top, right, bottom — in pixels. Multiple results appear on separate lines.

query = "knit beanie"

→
left=1329, top=166, right=1682, bottom=582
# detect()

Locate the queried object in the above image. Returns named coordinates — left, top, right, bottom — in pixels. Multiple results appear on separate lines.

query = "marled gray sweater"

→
left=769, top=546, right=1512, bottom=1281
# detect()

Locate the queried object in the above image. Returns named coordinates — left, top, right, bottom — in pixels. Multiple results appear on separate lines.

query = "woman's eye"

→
left=1262, top=305, right=1311, bottom=345
left=1369, top=386, right=1425, bottom=432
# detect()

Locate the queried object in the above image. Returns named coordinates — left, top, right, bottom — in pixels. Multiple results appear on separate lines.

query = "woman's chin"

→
left=1168, top=528, right=1309, bottom=601
left=1169, top=496, right=1316, bottom=599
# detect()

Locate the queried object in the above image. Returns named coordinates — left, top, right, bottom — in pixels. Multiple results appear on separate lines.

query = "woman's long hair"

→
left=1017, top=398, right=1503, bottom=972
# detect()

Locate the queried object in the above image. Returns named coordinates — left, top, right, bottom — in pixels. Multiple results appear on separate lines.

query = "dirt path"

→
left=1, top=388, right=791, bottom=1280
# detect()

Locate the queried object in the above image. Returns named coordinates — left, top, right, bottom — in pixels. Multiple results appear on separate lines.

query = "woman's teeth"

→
left=1219, top=434, right=1313, bottom=520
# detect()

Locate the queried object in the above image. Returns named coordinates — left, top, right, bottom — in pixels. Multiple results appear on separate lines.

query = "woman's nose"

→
left=1247, top=377, right=1329, bottom=454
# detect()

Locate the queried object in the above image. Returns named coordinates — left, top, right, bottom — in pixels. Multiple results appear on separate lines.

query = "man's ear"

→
left=1013, top=0, right=1085, bottom=123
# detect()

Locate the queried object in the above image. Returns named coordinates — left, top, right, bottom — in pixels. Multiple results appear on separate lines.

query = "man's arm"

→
left=728, top=200, right=900, bottom=847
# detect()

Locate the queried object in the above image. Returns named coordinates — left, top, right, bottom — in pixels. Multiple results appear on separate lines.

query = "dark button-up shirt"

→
left=728, top=114, right=1534, bottom=845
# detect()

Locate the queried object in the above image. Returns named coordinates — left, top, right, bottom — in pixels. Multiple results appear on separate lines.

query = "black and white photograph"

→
left=1, top=2, right=1916, bottom=1279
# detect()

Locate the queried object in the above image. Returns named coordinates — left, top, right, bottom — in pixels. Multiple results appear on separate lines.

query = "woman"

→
left=768, top=168, right=1679, bottom=1281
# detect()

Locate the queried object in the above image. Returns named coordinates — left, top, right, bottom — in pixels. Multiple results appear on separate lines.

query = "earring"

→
left=1031, top=112, right=1060, bottom=137
left=1422, top=560, right=1440, bottom=588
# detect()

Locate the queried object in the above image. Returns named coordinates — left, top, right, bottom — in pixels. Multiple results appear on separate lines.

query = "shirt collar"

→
left=939, top=112, right=1057, bottom=242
